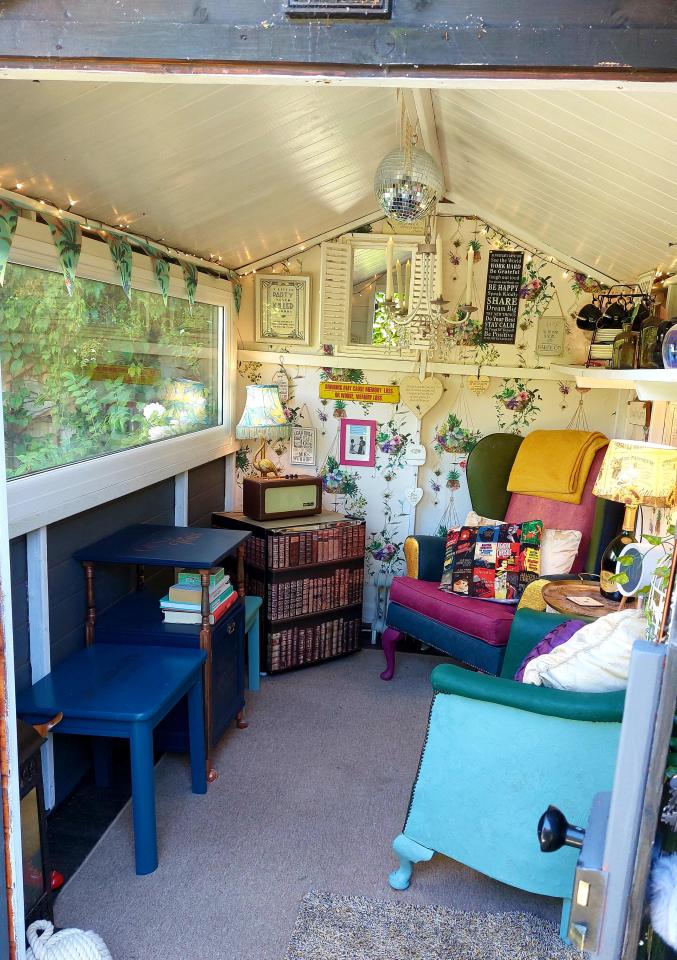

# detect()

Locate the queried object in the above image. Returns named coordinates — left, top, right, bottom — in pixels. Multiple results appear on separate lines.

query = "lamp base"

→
left=599, top=530, right=637, bottom=602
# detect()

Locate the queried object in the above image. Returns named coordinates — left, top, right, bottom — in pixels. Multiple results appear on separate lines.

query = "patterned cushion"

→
left=440, top=521, right=543, bottom=603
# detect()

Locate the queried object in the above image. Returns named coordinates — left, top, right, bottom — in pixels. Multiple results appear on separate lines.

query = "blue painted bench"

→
left=17, top=644, right=207, bottom=875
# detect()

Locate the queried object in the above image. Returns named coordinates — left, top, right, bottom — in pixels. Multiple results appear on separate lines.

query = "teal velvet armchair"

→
left=388, top=608, right=624, bottom=940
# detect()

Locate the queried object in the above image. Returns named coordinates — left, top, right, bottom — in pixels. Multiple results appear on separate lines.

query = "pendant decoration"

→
left=104, top=232, right=133, bottom=300
left=44, top=215, right=82, bottom=296
left=0, top=199, right=19, bottom=286
left=272, top=367, right=290, bottom=404
left=467, top=374, right=491, bottom=397
left=182, top=261, right=198, bottom=310
left=226, top=271, right=242, bottom=313
left=404, top=487, right=424, bottom=508
left=150, top=254, right=170, bottom=306
left=399, top=374, right=443, bottom=420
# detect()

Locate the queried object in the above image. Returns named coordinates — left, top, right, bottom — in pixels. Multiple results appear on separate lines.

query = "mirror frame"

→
left=341, top=232, right=424, bottom=358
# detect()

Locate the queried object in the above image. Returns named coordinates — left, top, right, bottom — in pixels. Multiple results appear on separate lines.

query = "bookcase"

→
left=212, top=511, right=365, bottom=673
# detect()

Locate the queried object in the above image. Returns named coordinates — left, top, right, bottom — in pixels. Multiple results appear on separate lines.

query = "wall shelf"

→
left=552, top=366, right=677, bottom=402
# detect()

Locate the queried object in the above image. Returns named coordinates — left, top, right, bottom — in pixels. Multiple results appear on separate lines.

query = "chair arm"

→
left=500, top=607, right=595, bottom=680
left=430, top=662, right=625, bottom=723
left=403, top=535, right=446, bottom=581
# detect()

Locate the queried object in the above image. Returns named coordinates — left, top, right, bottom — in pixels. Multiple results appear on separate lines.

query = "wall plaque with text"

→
left=481, top=250, right=524, bottom=345
left=286, top=0, right=391, bottom=16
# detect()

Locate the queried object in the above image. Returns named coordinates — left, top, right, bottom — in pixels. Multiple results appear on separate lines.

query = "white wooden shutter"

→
left=409, top=249, right=431, bottom=349
left=319, top=241, right=351, bottom=346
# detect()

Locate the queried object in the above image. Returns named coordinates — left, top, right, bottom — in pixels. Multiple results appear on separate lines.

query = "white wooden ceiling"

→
left=0, top=78, right=676, bottom=280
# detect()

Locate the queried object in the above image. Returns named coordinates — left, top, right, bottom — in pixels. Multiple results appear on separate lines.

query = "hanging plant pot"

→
left=519, top=279, right=543, bottom=301
left=433, top=413, right=482, bottom=456
left=333, top=400, right=347, bottom=419
left=473, top=250, right=482, bottom=263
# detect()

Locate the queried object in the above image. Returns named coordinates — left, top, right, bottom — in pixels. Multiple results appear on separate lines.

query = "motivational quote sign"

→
left=481, top=250, right=524, bottom=345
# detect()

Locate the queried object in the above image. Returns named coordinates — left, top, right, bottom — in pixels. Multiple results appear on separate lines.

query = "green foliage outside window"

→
left=0, top=262, right=221, bottom=479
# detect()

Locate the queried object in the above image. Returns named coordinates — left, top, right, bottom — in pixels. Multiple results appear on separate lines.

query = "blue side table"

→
left=75, top=524, right=250, bottom=782
left=17, top=644, right=207, bottom=875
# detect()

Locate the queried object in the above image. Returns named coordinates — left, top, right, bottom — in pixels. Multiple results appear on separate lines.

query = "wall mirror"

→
left=319, top=233, right=424, bottom=357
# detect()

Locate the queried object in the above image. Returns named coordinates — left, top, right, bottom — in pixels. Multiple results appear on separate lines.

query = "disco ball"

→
left=374, top=146, right=444, bottom=223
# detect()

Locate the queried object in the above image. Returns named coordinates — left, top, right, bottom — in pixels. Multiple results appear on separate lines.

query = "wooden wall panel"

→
left=187, top=457, right=225, bottom=527
left=8, top=536, right=30, bottom=693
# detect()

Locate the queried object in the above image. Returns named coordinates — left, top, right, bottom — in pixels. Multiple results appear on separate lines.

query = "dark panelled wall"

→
left=7, top=456, right=231, bottom=806
left=188, top=458, right=225, bottom=527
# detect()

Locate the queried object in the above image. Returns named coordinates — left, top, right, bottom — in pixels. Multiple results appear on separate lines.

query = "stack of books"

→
left=160, top=567, right=237, bottom=624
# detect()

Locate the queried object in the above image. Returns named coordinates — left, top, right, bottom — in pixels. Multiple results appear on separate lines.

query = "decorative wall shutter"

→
left=409, top=248, right=431, bottom=349
left=319, top=241, right=351, bottom=345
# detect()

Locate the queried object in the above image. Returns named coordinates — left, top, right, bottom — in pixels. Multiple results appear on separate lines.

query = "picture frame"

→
left=339, top=418, right=376, bottom=467
left=289, top=425, right=317, bottom=466
left=255, top=274, right=311, bottom=346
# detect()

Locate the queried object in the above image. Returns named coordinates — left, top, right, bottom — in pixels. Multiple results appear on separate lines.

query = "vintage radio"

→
left=242, top=475, right=323, bottom=522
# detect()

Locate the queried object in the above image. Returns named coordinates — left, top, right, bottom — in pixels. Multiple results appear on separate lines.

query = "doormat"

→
left=284, top=892, right=580, bottom=960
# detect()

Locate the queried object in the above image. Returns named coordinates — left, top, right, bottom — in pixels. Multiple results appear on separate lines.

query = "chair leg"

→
left=388, top=833, right=434, bottom=890
left=559, top=897, right=572, bottom=943
left=247, top=616, right=260, bottom=692
left=129, top=724, right=158, bottom=875
left=380, top=628, right=402, bottom=681
left=187, top=679, right=207, bottom=796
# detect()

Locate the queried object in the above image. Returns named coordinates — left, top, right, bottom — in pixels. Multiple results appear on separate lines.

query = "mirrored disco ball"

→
left=374, top=147, right=444, bottom=223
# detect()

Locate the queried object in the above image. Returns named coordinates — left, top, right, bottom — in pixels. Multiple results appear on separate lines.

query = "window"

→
left=0, top=262, right=221, bottom=479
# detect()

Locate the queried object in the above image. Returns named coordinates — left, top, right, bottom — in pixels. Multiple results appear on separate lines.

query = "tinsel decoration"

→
left=0, top=199, right=19, bottom=286
left=44, top=215, right=82, bottom=296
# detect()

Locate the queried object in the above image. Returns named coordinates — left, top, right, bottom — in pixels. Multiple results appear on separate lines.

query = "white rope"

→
left=26, top=921, right=113, bottom=960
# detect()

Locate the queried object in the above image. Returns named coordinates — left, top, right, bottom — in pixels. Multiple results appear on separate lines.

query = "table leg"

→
left=129, top=724, right=158, bottom=875
left=199, top=569, right=217, bottom=783
left=187, top=679, right=207, bottom=795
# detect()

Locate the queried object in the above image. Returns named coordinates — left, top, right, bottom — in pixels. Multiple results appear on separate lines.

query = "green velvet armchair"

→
left=388, top=607, right=624, bottom=941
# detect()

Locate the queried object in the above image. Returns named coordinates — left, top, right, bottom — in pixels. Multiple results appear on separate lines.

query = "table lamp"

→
left=593, top=438, right=677, bottom=600
left=235, top=384, right=290, bottom=477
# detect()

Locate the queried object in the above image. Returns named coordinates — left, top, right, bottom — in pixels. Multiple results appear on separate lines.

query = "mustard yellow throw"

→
left=507, top=430, right=608, bottom=504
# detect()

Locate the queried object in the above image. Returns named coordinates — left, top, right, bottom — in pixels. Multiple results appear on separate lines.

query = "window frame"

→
left=4, top=218, right=237, bottom=538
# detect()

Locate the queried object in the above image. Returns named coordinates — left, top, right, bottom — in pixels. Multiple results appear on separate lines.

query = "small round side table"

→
left=541, top=580, right=632, bottom=620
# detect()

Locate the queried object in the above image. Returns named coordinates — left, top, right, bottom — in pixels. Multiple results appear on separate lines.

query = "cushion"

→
left=522, top=609, right=646, bottom=691
left=389, top=576, right=515, bottom=647
left=513, top=619, right=587, bottom=681
left=466, top=510, right=582, bottom=576
left=440, top=521, right=542, bottom=603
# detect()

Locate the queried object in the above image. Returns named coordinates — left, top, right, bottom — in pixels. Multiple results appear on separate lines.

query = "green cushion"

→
left=430, top=662, right=625, bottom=723
left=466, top=433, right=524, bottom=520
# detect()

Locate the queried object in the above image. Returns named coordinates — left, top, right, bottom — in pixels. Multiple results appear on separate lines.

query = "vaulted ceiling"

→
left=0, top=78, right=676, bottom=281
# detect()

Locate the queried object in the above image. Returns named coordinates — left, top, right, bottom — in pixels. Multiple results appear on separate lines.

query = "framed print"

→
left=290, top=425, right=317, bottom=466
left=255, top=274, right=310, bottom=346
left=339, top=418, right=376, bottom=467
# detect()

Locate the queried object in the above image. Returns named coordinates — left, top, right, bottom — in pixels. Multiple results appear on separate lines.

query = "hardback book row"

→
left=266, top=566, right=364, bottom=620
left=269, top=521, right=366, bottom=568
left=268, top=616, right=362, bottom=672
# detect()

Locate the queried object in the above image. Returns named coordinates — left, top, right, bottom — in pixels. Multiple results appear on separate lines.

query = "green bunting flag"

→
left=182, top=261, right=197, bottom=310
left=150, top=255, right=170, bottom=306
left=104, top=232, right=133, bottom=300
left=226, top=270, right=242, bottom=313
left=0, top=200, right=19, bottom=286
left=44, top=215, right=82, bottom=296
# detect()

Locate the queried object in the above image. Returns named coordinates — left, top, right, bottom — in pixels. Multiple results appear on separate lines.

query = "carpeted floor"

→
left=54, top=650, right=561, bottom=960
left=285, top=892, right=577, bottom=960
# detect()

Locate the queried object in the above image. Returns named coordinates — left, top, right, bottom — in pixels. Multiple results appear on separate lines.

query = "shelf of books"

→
left=214, top=514, right=366, bottom=674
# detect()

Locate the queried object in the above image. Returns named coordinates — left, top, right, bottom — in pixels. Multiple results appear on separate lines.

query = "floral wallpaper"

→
left=235, top=360, right=619, bottom=627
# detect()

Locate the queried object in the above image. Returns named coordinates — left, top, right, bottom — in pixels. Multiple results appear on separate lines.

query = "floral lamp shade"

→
left=592, top=439, right=677, bottom=509
left=235, top=384, right=290, bottom=441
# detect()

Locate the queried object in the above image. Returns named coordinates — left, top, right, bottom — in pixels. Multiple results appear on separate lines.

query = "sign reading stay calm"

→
left=481, top=250, right=524, bottom=345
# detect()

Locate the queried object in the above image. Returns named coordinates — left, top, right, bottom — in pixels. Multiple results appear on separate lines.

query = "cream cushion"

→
left=522, top=609, right=646, bottom=692
left=465, top=510, right=582, bottom=576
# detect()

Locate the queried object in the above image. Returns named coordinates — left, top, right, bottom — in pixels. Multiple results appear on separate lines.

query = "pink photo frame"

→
left=339, top=418, right=376, bottom=467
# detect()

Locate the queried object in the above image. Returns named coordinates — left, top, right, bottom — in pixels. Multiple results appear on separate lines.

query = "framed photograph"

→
left=289, top=425, right=317, bottom=466
left=339, top=418, right=376, bottom=467
left=255, top=274, right=311, bottom=346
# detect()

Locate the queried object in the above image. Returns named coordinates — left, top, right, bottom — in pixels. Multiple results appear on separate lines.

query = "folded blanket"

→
left=507, top=430, right=608, bottom=504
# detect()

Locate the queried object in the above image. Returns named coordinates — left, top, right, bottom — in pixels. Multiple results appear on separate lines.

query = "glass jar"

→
left=662, top=320, right=677, bottom=369
left=612, top=321, right=639, bottom=369
left=638, top=312, right=663, bottom=368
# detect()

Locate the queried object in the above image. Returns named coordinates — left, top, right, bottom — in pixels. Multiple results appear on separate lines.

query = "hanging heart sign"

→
left=399, top=375, right=443, bottom=419
left=405, top=487, right=424, bottom=507
left=467, top=375, right=491, bottom=397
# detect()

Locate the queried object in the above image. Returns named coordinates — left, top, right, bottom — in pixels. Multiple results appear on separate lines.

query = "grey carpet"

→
left=285, top=892, right=578, bottom=960
left=54, top=650, right=561, bottom=960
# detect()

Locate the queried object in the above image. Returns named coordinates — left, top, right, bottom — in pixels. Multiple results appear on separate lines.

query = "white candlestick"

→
left=465, top=246, right=474, bottom=305
left=395, top=259, right=403, bottom=304
left=385, top=236, right=394, bottom=301
left=435, top=235, right=443, bottom=299
left=404, top=260, right=411, bottom=309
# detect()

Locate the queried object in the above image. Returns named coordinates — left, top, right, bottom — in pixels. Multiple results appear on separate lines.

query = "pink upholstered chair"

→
left=381, top=433, right=622, bottom=680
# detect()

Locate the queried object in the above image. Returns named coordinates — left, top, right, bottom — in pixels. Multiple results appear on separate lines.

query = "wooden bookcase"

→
left=212, top=511, right=365, bottom=673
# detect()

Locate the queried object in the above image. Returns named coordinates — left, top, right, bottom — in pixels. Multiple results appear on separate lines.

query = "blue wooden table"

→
left=17, top=644, right=207, bottom=875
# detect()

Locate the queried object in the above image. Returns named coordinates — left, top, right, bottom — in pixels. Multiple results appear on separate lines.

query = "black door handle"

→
left=538, top=805, right=586, bottom=852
